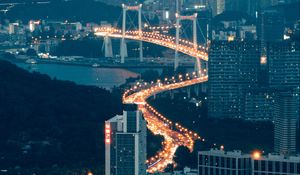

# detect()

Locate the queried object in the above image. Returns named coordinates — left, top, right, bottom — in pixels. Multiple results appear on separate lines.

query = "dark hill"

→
left=2, top=0, right=121, bottom=23
left=0, top=60, right=122, bottom=173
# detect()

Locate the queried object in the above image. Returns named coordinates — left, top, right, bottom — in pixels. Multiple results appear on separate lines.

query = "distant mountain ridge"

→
left=1, top=0, right=121, bottom=23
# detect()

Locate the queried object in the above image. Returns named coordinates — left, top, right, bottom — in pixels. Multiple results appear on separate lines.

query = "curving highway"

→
left=95, top=27, right=209, bottom=173
left=123, top=73, right=208, bottom=173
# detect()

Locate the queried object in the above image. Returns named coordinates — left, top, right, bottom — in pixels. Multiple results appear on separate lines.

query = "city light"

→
left=252, top=150, right=261, bottom=160
left=2, top=1, right=300, bottom=175
left=94, top=27, right=209, bottom=62
left=105, top=124, right=111, bottom=144
left=260, top=56, right=267, bottom=65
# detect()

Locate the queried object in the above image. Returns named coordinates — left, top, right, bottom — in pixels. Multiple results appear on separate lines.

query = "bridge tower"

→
left=175, top=13, right=201, bottom=73
left=121, top=4, right=143, bottom=64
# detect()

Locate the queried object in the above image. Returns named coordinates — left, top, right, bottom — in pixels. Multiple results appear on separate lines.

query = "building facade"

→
left=208, top=41, right=260, bottom=118
left=274, top=89, right=299, bottom=155
left=198, top=149, right=252, bottom=175
left=198, top=149, right=300, bottom=175
left=105, top=104, right=147, bottom=175
left=268, top=41, right=300, bottom=89
left=268, top=41, right=300, bottom=154
left=258, top=10, right=285, bottom=42
left=253, top=153, right=300, bottom=175
left=244, top=88, right=276, bottom=121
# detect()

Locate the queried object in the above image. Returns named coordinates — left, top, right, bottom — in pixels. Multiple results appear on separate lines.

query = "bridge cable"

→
left=180, top=21, right=192, bottom=44
left=197, top=20, right=206, bottom=44
left=126, top=12, right=138, bottom=31
left=115, top=12, right=123, bottom=28
left=142, top=13, right=152, bottom=28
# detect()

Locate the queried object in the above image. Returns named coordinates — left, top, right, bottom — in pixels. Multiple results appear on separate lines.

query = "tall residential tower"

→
left=208, top=41, right=260, bottom=118
left=105, top=104, right=147, bottom=175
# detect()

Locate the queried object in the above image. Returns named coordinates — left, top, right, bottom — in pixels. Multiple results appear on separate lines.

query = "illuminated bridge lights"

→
left=98, top=25, right=211, bottom=173
left=94, top=27, right=209, bottom=61
left=121, top=75, right=208, bottom=173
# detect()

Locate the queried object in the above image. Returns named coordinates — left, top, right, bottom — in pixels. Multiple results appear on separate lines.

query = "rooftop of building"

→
left=257, top=153, right=300, bottom=162
left=199, top=148, right=251, bottom=158
left=199, top=149, right=300, bottom=162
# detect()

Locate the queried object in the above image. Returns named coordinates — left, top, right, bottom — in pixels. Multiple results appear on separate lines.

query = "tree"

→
left=141, top=70, right=160, bottom=82
left=26, top=48, right=37, bottom=56
left=174, top=146, right=194, bottom=170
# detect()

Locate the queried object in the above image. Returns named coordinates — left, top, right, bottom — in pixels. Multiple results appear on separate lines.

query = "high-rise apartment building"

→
left=268, top=41, right=300, bottom=89
left=244, top=88, right=276, bottom=121
left=208, top=41, right=260, bottom=118
left=268, top=42, right=300, bottom=152
left=105, top=104, right=147, bottom=175
left=258, top=10, right=285, bottom=42
left=274, top=89, right=299, bottom=155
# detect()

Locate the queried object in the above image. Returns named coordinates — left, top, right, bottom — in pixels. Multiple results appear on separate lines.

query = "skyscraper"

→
left=268, top=41, right=300, bottom=89
left=244, top=88, right=276, bottom=121
left=274, top=89, right=299, bottom=155
left=209, top=0, right=260, bottom=17
left=105, top=104, right=147, bottom=175
left=268, top=42, right=300, bottom=148
left=257, top=10, right=285, bottom=42
left=208, top=41, right=260, bottom=118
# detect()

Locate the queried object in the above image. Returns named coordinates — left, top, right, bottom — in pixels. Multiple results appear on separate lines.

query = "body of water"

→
left=16, top=63, right=140, bottom=89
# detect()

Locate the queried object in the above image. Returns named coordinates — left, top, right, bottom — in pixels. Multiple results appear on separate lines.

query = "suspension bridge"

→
left=98, top=3, right=210, bottom=173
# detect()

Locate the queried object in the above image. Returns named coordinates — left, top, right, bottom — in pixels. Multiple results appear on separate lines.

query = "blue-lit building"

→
left=198, top=149, right=252, bottom=175
left=207, top=41, right=260, bottom=118
left=105, top=104, right=147, bottom=175
left=198, top=149, right=300, bottom=175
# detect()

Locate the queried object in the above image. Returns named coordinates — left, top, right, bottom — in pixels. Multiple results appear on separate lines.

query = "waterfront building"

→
left=105, top=104, right=147, bottom=175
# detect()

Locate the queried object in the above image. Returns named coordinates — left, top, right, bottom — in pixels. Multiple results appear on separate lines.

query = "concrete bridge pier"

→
left=103, top=36, right=113, bottom=58
left=120, top=39, right=127, bottom=63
